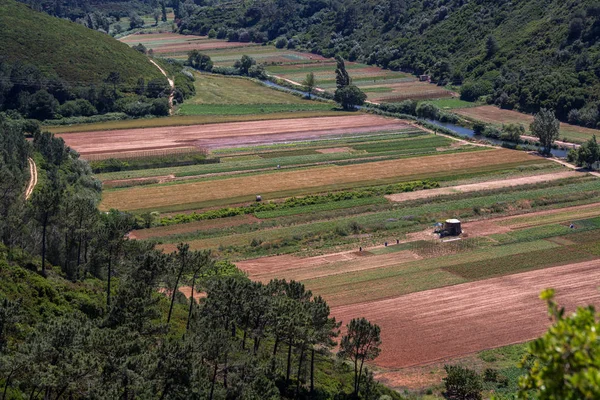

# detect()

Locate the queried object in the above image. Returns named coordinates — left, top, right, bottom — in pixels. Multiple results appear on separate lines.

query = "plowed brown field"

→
left=331, top=259, right=600, bottom=369
left=59, top=115, right=409, bottom=155
left=100, top=149, right=538, bottom=211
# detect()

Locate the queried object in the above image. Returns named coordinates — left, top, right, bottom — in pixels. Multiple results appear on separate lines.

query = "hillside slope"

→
left=179, top=0, right=600, bottom=126
left=0, top=0, right=163, bottom=85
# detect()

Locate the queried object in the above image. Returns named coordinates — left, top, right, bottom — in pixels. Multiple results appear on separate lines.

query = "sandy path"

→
left=58, top=115, right=409, bottom=155
left=149, top=59, right=174, bottom=115
left=25, top=157, right=37, bottom=200
left=385, top=171, right=581, bottom=202
left=331, top=259, right=600, bottom=370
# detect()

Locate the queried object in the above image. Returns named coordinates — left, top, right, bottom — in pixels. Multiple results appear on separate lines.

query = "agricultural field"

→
left=455, top=105, right=600, bottom=144
left=99, top=149, right=539, bottom=212
left=119, top=32, right=258, bottom=55
left=60, top=28, right=600, bottom=396
left=118, top=31, right=455, bottom=104
left=176, top=72, right=334, bottom=116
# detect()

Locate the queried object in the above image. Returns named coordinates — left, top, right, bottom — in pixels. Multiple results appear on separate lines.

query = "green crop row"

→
left=155, top=180, right=439, bottom=227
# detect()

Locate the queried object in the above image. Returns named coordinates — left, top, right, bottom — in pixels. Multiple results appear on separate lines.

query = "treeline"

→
left=0, top=59, right=194, bottom=122
left=0, top=116, right=395, bottom=398
left=176, top=0, right=600, bottom=128
left=17, top=0, right=161, bottom=31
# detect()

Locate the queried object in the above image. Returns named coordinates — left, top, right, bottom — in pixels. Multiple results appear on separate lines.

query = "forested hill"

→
left=179, top=0, right=600, bottom=127
left=0, top=0, right=163, bottom=85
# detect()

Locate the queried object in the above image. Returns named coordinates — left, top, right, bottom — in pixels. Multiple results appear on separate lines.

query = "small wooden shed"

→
left=444, top=219, right=462, bottom=236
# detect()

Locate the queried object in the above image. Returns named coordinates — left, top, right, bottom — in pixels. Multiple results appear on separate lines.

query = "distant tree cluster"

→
left=0, top=60, right=195, bottom=122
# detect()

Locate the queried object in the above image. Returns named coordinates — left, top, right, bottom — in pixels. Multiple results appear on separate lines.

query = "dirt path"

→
left=149, top=59, right=174, bottom=115
left=25, top=157, right=37, bottom=200
left=331, top=259, right=600, bottom=371
left=386, top=171, right=581, bottom=202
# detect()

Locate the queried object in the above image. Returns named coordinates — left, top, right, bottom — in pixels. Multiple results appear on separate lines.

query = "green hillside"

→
left=0, top=0, right=163, bottom=85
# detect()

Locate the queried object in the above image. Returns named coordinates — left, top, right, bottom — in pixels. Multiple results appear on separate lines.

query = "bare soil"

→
left=385, top=171, right=581, bottom=202
left=331, top=259, right=600, bottom=370
left=238, top=250, right=420, bottom=283
left=315, top=147, right=353, bottom=154
left=58, top=115, right=409, bottom=156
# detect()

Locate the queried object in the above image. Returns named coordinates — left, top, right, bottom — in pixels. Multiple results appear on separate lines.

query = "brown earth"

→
left=315, top=147, right=353, bottom=154
left=151, top=41, right=259, bottom=53
left=100, top=149, right=538, bottom=211
left=129, top=215, right=260, bottom=240
left=385, top=171, right=581, bottom=202
left=331, top=259, right=600, bottom=370
left=58, top=115, right=409, bottom=156
left=238, top=250, right=421, bottom=283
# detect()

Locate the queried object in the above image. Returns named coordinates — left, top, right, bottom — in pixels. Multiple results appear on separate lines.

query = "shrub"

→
left=334, top=85, right=366, bottom=110
left=472, top=122, right=486, bottom=135
left=416, top=102, right=440, bottom=119
left=443, top=365, right=483, bottom=400
left=208, top=28, right=217, bottom=38
left=275, top=37, right=287, bottom=48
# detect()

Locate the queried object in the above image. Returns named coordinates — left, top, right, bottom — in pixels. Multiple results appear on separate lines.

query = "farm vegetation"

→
left=0, top=111, right=399, bottom=400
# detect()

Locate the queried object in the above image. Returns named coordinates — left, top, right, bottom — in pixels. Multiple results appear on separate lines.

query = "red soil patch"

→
left=331, top=259, right=600, bottom=370
left=238, top=250, right=420, bottom=283
left=152, top=41, right=259, bottom=53
left=385, top=171, right=581, bottom=202
left=58, top=115, right=410, bottom=156
left=315, top=147, right=353, bottom=154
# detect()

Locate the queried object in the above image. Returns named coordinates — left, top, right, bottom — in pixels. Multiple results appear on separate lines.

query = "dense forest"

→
left=0, top=117, right=397, bottom=399
left=177, top=0, right=600, bottom=128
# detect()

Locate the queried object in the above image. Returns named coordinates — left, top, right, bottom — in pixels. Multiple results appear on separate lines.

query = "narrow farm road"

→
left=149, top=59, right=174, bottom=115
left=25, top=157, right=37, bottom=200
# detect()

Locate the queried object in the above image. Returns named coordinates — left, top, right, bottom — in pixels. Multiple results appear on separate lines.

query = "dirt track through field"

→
left=25, top=157, right=37, bottom=200
left=58, top=115, right=410, bottom=155
left=100, top=149, right=537, bottom=211
left=385, top=171, right=581, bottom=202
left=149, top=59, right=174, bottom=115
left=331, top=259, right=600, bottom=369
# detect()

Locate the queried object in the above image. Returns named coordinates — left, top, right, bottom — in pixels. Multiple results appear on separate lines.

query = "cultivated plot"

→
left=99, top=149, right=539, bottom=211
left=119, top=32, right=258, bottom=55
left=59, top=115, right=410, bottom=155
left=331, top=260, right=600, bottom=369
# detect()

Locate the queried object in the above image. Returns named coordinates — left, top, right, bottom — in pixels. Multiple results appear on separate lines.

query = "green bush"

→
left=443, top=364, right=483, bottom=400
